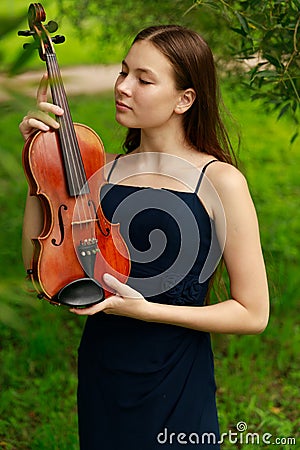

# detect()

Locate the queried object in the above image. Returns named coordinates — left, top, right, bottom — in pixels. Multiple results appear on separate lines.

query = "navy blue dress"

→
left=78, top=158, right=221, bottom=449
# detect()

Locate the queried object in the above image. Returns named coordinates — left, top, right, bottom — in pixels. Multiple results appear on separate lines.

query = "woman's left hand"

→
left=70, top=273, right=150, bottom=318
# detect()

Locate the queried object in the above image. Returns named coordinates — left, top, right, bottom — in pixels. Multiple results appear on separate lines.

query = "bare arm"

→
left=145, top=164, right=269, bottom=334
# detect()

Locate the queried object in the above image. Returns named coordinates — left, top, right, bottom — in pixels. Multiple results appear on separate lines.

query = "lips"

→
left=116, top=100, right=132, bottom=111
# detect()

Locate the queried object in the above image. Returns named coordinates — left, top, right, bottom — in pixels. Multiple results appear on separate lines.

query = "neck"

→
left=136, top=119, right=194, bottom=156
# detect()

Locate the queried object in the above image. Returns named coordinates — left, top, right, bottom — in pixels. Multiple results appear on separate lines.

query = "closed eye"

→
left=139, top=78, right=152, bottom=85
left=119, top=70, right=152, bottom=85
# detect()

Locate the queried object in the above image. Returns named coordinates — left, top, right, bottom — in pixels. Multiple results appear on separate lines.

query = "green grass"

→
left=0, top=85, right=299, bottom=449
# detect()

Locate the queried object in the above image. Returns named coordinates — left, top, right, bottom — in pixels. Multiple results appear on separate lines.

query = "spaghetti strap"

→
left=106, top=154, right=122, bottom=182
left=194, top=159, right=218, bottom=194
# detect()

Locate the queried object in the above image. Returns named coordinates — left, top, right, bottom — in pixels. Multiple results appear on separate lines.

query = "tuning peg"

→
left=18, top=30, right=35, bottom=37
left=46, top=20, right=58, bottom=33
left=52, top=35, right=65, bottom=44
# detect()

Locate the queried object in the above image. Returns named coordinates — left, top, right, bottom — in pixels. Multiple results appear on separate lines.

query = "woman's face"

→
left=114, top=40, right=182, bottom=131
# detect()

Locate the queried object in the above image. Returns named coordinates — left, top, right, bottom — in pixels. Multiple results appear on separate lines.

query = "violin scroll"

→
left=18, top=3, right=65, bottom=60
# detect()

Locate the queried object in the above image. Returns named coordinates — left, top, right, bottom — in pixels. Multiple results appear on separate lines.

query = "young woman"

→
left=20, top=25, right=269, bottom=449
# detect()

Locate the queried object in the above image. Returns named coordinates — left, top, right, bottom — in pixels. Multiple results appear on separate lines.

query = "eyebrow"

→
left=122, top=59, right=156, bottom=77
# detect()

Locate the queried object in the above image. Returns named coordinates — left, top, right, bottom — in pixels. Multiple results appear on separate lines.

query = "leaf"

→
left=204, top=1, right=221, bottom=10
left=234, top=11, right=250, bottom=35
left=290, top=132, right=299, bottom=144
left=264, top=53, right=283, bottom=69
left=292, top=0, right=300, bottom=9
left=247, top=18, right=265, bottom=30
left=291, top=101, right=298, bottom=113
left=277, top=103, right=290, bottom=120
left=254, top=70, right=278, bottom=79
left=230, top=26, right=247, bottom=37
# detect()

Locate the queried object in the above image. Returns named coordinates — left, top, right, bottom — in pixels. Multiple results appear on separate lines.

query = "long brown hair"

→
left=123, top=25, right=237, bottom=166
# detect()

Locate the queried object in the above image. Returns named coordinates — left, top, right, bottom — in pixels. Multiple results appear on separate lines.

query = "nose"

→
left=115, top=74, right=132, bottom=97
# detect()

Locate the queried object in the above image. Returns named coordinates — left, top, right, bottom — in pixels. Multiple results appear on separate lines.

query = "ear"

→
left=174, top=88, right=196, bottom=115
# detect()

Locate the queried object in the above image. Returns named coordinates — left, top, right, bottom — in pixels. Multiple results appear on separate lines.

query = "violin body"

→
left=23, top=125, right=130, bottom=306
left=20, top=3, right=130, bottom=307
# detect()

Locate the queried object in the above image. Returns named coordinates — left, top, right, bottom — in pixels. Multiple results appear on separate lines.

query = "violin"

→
left=19, top=3, right=130, bottom=308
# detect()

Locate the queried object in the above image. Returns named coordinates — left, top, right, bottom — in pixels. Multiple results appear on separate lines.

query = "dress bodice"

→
left=100, top=182, right=220, bottom=306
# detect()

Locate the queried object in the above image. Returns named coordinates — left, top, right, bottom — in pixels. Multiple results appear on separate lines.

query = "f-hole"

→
left=88, top=199, right=110, bottom=236
left=52, top=204, right=68, bottom=246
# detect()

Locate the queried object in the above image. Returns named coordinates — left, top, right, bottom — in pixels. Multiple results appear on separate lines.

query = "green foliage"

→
left=0, top=284, right=83, bottom=449
left=3, top=1, right=299, bottom=142
left=57, top=0, right=196, bottom=40
left=191, top=0, right=300, bottom=139
left=54, top=0, right=300, bottom=138
left=0, top=0, right=235, bottom=72
left=55, top=0, right=215, bottom=65
left=214, top=83, right=300, bottom=449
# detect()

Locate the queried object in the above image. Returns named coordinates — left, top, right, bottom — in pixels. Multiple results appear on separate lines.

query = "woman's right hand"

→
left=19, top=73, right=64, bottom=141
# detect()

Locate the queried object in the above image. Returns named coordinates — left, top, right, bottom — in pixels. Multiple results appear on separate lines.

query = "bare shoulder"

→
left=204, top=161, right=249, bottom=197
left=201, top=161, right=255, bottom=221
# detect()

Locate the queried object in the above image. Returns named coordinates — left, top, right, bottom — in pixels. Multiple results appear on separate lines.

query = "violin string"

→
left=46, top=49, right=94, bottom=241
left=47, top=53, right=78, bottom=194
left=53, top=57, right=83, bottom=200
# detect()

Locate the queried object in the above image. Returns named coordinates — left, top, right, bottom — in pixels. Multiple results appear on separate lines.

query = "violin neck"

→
left=45, top=53, right=89, bottom=197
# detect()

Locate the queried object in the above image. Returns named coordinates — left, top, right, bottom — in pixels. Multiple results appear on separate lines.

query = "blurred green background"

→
left=0, top=1, right=299, bottom=449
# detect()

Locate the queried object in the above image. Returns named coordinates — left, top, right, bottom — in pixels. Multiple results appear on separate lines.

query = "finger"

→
left=69, top=298, right=112, bottom=316
left=27, top=110, right=60, bottom=129
left=26, top=118, right=50, bottom=132
left=36, top=74, right=64, bottom=116
left=103, top=273, right=141, bottom=299
left=37, top=73, right=49, bottom=104
left=38, top=101, right=64, bottom=116
left=19, top=116, right=48, bottom=138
